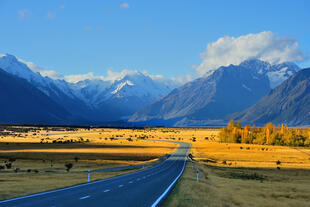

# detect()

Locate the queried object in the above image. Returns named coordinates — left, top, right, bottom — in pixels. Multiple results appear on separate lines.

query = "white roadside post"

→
left=88, top=170, right=90, bottom=182
left=196, top=169, right=199, bottom=183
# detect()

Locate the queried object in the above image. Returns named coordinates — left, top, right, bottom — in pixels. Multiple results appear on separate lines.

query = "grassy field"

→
left=164, top=129, right=310, bottom=207
left=1, top=126, right=310, bottom=206
left=0, top=126, right=177, bottom=200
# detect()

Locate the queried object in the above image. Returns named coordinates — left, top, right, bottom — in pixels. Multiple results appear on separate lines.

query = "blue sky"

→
left=0, top=0, right=309, bottom=79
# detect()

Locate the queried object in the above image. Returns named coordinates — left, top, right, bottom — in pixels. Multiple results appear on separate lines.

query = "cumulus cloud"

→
left=120, top=3, right=130, bottom=9
left=18, top=9, right=31, bottom=21
left=194, top=31, right=304, bottom=76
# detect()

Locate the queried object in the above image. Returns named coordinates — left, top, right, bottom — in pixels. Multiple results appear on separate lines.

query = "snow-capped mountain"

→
left=73, top=71, right=179, bottom=119
left=202, top=58, right=300, bottom=89
left=239, top=59, right=300, bottom=88
left=130, top=59, right=300, bottom=126
left=0, top=68, right=74, bottom=125
left=233, top=67, right=310, bottom=125
left=74, top=71, right=177, bottom=108
left=0, top=54, right=91, bottom=122
left=0, top=54, right=179, bottom=122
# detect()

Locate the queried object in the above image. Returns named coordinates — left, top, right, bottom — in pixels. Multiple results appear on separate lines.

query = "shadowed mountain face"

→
left=0, top=68, right=75, bottom=125
left=130, top=64, right=271, bottom=125
left=233, top=68, right=310, bottom=125
left=0, top=54, right=304, bottom=126
left=0, top=54, right=178, bottom=123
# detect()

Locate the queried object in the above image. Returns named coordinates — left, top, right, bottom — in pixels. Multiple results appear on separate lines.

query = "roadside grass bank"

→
left=164, top=161, right=310, bottom=207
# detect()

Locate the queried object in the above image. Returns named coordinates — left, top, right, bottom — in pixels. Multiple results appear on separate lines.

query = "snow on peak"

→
left=0, top=53, right=41, bottom=81
left=111, top=80, right=134, bottom=95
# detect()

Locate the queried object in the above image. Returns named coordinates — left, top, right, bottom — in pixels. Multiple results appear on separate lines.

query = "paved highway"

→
left=0, top=141, right=190, bottom=207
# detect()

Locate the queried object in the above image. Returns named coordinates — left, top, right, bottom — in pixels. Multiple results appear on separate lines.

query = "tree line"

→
left=219, top=120, right=310, bottom=147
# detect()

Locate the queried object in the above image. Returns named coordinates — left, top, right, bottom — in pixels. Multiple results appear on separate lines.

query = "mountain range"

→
left=0, top=54, right=178, bottom=124
left=0, top=68, right=74, bottom=124
left=233, top=67, right=310, bottom=125
left=1, top=53, right=309, bottom=126
left=130, top=59, right=301, bottom=126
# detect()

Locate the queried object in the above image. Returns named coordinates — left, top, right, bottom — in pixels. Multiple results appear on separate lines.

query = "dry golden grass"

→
left=0, top=159, right=139, bottom=200
left=191, top=142, right=310, bottom=169
left=164, top=162, right=310, bottom=207
left=164, top=129, right=310, bottom=207
left=1, top=126, right=310, bottom=206
left=0, top=126, right=179, bottom=200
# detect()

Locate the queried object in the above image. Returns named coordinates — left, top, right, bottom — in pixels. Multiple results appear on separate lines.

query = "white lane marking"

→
left=118, top=184, right=124, bottom=188
left=137, top=178, right=141, bottom=181
left=129, top=181, right=133, bottom=184
left=0, top=140, right=186, bottom=205
left=0, top=161, right=158, bottom=205
left=151, top=146, right=190, bottom=207
left=80, top=195, right=90, bottom=200
left=103, top=189, right=110, bottom=193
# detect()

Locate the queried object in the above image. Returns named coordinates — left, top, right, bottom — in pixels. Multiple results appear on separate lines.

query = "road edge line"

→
left=150, top=144, right=190, bottom=207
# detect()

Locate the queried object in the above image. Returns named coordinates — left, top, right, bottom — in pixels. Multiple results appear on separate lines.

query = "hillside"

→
left=0, top=68, right=75, bottom=124
left=233, top=68, right=310, bottom=125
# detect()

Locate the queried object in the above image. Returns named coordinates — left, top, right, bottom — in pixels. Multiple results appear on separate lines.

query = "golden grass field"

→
left=1, top=126, right=310, bottom=206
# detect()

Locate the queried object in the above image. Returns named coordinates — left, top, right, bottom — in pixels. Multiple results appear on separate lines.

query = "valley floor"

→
left=0, top=126, right=309, bottom=206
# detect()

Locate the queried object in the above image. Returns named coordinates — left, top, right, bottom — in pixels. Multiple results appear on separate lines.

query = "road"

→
left=0, top=141, right=190, bottom=207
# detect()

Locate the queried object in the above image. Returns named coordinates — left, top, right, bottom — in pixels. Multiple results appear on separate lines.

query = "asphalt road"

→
left=0, top=141, right=191, bottom=207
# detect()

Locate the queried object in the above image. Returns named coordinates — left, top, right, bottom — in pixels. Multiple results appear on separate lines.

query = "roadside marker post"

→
left=88, top=170, right=90, bottom=182
left=196, top=169, right=199, bottom=183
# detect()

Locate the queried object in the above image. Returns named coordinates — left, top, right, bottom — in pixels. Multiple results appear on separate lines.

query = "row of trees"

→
left=219, top=120, right=310, bottom=147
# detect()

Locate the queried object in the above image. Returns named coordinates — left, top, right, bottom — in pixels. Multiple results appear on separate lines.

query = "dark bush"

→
left=5, top=163, right=12, bottom=169
left=65, top=163, right=73, bottom=172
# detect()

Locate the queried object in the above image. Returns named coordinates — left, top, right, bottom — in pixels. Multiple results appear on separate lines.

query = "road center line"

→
left=103, top=189, right=110, bottom=193
left=79, top=195, right=90, bottom=200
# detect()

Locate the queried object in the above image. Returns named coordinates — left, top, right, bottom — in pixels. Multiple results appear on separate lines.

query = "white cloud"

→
left=195, top=31, right=304, bottom=76
left=16, top=56, right=191, bottom=86
left=47, top=12, right=56, bottom=20
left=18, top=9, right=31, bottom=21
left=64, top=72, right=105, bottom=83
left=20, top=60, right=64, bottom=80
left=120, top=3, right=130, bottom=9
left=40, top=70, right=64, bottom=79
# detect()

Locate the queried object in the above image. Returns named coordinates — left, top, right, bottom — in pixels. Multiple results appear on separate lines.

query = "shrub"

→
left=5, top=163, right=12, bottom=169
left=65, top=163, right=73, bottom=172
